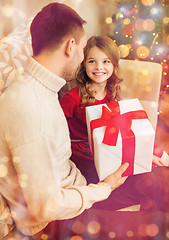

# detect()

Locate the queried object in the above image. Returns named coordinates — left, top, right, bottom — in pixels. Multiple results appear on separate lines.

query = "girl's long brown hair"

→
left=75, top=35, right=122, bottom=106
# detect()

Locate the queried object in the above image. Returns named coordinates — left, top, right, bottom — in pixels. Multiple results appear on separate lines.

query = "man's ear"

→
left=65, top=38, right=75, bottom=57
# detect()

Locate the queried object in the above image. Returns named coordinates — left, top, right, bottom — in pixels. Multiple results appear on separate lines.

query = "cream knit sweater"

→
left=0, top=57, right=111, bottom=236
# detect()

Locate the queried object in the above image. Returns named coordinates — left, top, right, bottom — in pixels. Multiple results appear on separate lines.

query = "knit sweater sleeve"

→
left=10, top=137, right=111, bottom=230
left=0, top=87, right=111, bottom=236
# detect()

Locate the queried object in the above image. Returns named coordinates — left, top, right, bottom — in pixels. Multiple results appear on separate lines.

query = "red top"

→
left=59, top=86, right=109, bottom=183
left=60, top=86, right=109, bottom=141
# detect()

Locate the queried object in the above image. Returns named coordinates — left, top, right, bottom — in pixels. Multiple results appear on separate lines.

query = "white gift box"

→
left=86, top=98, right=155, bottom=181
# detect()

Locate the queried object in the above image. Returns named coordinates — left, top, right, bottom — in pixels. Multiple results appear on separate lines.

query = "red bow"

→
left=90, top=102, right=148, bottom=176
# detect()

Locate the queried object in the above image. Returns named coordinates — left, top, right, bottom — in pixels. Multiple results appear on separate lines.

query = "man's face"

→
left=62, top=32, right=87, bottom=81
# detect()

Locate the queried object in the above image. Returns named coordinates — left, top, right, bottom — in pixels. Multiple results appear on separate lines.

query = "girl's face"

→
left=85, top=46, right=114, bottom=85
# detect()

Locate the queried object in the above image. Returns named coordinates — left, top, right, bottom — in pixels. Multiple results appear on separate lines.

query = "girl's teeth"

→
left=94, top=73, right=104, bottom=75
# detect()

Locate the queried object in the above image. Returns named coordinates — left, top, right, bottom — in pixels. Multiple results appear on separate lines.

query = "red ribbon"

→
left=90, top=102, right=148, bottom=176
left=153, top=145, right=163, bottom=158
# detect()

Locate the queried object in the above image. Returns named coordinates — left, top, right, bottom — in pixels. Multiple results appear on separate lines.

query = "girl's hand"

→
left=103, top=163, right=129, bottom=191
left=152, top=153, right=169, bottom=167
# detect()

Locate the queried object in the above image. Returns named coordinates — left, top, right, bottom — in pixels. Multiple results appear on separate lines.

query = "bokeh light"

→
left=0, top=79, right=5, bottom=91
left=109, top=231, right=116, bottom=238
left=163, top=16, right=169, bottom=24
left=141, top=0, right=155, bottom=6
left=20, top=181, right=27, bottom=188
left=138, top=224, right=148, bottom=237
left=135, top=18, right=144, bottom=31
left=136, top=46, right=149, bottom=59
left=157, top=46, right=166, bottom=55
left=17, top=74, right=24, bottom=82
left=150, top=7, right=158, bottom=15
left=138, top=70, right=151, bottom=86
left=166, top=231, right=169, bottom=238
left=19, top=173, right=28, bottom=188
left=126, top=44, right=131, bottom=50
left=142, top=69, right=149, bottom=76
left=13, top=156, right=20, bottom=163
left=135, top=39, right=143, bottom=46
left=116, top=12, right=124, bottom=20
left=106, top=17, right=112, bottom=24
left=0, top=164, right=8, bottom=178
left=72, top=221, right=85, bottom=235
left=146, top=224, right=159, bottom=237
left=126, top=230, right=134, bottom=237
left=122, top=23, right=135, bottom=36
left=145, top=86, right=152, bottom=92
left=87, top=221, right=101, bottom=235
left=1, top=5, right=15, bottom=18
left=118, top=44, right=130, bottom=58
left=41, top=234, right=48, bottom=240
left=3, top=156, right=9, bottom=163
left=143, top=19, right=155, bottom=31
left=167, top=35, right=169, bottom=45
left=123, top=18, right=130, bottom=25
left=71, top=236, right=83, bottom=240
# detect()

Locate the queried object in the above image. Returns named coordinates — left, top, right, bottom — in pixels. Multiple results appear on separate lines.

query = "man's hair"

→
left=30, top=2, right=86, bottom=56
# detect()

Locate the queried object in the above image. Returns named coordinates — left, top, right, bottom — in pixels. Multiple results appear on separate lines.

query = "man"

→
left=0, top=3, right=128, bottom=239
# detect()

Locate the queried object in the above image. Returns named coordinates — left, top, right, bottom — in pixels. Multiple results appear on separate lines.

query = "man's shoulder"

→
left=0, top=80, right=38, bottom=119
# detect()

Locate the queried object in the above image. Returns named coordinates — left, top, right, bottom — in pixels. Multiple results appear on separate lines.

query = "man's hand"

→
left=103, top=163, right=129, bottom=191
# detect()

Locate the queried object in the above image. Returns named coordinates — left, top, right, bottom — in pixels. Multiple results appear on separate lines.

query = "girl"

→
left=59, top=35, right=122, bottom=184
left=60, top=35, right=169, bottom=212
left=60, top=35, right=169, bottom=186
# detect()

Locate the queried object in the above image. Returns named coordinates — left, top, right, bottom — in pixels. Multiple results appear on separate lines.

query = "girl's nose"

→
left=96, top=63, right=103, bottom=70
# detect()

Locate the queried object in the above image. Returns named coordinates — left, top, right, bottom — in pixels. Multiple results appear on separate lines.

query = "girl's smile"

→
left=85, top=46, right=114, bottom=85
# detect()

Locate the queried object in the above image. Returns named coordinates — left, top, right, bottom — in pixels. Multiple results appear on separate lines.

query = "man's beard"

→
left=61, top=62, right=78, bottom=82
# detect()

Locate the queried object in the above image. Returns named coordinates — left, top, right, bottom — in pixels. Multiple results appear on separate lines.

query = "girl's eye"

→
left=88, top=60, right=95, bottom=63
left=104, top=60, right=111, bottom=63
